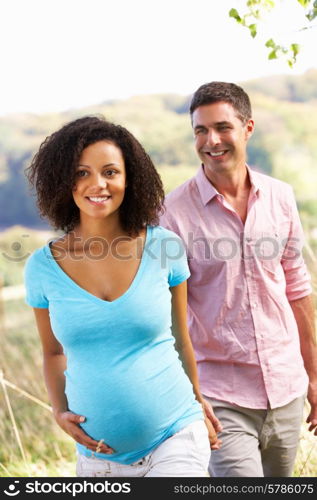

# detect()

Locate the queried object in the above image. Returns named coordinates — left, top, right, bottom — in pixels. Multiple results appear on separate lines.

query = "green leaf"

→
left=287, top=59, right=294, bottom=68
left=265, top=38, right=275, bottom=48
left=246, top=0, right=275, bottom=8
left=229, top=8, right=242, bottom=22
left=268, top=50, right=277, bottom=59
left=297, top=0, right=311, bottom=7
left=306, top=7, right=317, bottom=20
left=249, top=23, right=257, bottom=37
left=306, top=12, right=317, bottom=20
left=291, top=43, right=300, bottom=56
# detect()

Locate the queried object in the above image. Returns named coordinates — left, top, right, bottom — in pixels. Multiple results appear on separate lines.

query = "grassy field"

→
left=0, top=298, right=75, bottom=477
left=1, top=165, right=317, bottom=477
left=1, top=298, right=316, bottom=477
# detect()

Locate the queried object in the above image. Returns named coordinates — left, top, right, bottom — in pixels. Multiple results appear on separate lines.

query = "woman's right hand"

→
left=54, top=411, right=115, bottom=454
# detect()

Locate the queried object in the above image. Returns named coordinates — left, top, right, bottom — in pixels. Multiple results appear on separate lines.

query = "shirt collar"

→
left=195, top=165, right=218, bottom=206
left=246, top=164, right=261, bottom=195
left=195, top=164, right=261, bottom=206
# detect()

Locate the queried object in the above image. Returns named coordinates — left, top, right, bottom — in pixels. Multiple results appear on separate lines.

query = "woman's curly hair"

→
left=26, top=116, right=165, bottom=235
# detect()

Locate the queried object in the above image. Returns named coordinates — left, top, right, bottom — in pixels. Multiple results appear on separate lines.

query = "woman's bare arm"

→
left=33, top=307, right=113, bottom=454
left=170, top=282, right=222, bottom=449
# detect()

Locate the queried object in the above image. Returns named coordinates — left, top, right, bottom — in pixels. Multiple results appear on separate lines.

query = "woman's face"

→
left=73, top=140, right=127, bottom=223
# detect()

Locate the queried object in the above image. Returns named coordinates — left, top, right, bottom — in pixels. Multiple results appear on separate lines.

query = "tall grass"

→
left=0, top=299, right=76, bottom=477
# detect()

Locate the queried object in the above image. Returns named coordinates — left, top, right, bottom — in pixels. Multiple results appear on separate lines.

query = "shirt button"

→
left=245, top=237, right=251, bottom=242
left=253, top=303, right=258, bottom=308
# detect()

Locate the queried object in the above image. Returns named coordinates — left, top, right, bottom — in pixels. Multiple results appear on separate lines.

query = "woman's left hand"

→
left=201, top=398, right=222, bottom=450
left=204, top=417, right=222, bottom=450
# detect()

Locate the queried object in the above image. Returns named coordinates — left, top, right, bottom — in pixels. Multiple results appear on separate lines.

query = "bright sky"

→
left=1, top=0, right=316, bottom=115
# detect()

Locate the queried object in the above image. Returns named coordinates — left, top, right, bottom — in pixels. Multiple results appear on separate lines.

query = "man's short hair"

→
left=190, top=81, right=252, bottom=124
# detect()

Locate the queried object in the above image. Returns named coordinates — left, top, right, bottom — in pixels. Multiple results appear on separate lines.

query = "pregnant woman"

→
left=24, top=116, right=221, bottom=477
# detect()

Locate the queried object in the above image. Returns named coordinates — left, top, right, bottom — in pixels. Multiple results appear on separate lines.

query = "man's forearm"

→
left=290, top=294, right=317, bottom=382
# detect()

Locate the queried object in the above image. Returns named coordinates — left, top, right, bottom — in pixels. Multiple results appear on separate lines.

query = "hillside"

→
left=1, top=69, right=317, bottom=232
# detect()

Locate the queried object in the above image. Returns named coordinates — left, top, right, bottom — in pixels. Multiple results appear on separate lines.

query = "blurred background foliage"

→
left=1, top=69, right=317, bottom=233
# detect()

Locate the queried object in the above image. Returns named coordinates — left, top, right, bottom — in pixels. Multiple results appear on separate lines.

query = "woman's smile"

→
left=86, top=195, right=112, bottom=205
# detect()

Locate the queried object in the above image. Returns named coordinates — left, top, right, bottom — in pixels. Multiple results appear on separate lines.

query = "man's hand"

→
left=306, top=383, right=317, bottom=436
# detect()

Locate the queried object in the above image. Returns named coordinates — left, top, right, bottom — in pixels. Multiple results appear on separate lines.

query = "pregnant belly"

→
left=76, top=404, right=164, bottom=455
left=65, top=367, right=194, bottom=457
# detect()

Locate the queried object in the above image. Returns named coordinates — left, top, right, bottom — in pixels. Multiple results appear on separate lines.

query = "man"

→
left=160, top=81, right=317, bottom=477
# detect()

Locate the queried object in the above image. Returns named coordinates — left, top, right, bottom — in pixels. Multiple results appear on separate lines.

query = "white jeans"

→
left=76, top=420, right=210, bottom=477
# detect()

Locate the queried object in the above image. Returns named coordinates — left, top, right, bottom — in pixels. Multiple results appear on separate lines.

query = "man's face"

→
left=192, top=101, right=254, bottom=178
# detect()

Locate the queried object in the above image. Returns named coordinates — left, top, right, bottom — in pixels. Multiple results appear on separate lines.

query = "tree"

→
left=229, top=0, right=317, bottom=66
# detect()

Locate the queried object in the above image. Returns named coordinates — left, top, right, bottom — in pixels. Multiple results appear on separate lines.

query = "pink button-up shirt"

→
left=160, top=165, right=311, bottom=409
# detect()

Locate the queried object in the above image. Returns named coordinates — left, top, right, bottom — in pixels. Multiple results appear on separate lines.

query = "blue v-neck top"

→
left=24, top=225, right=203, bottom=464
